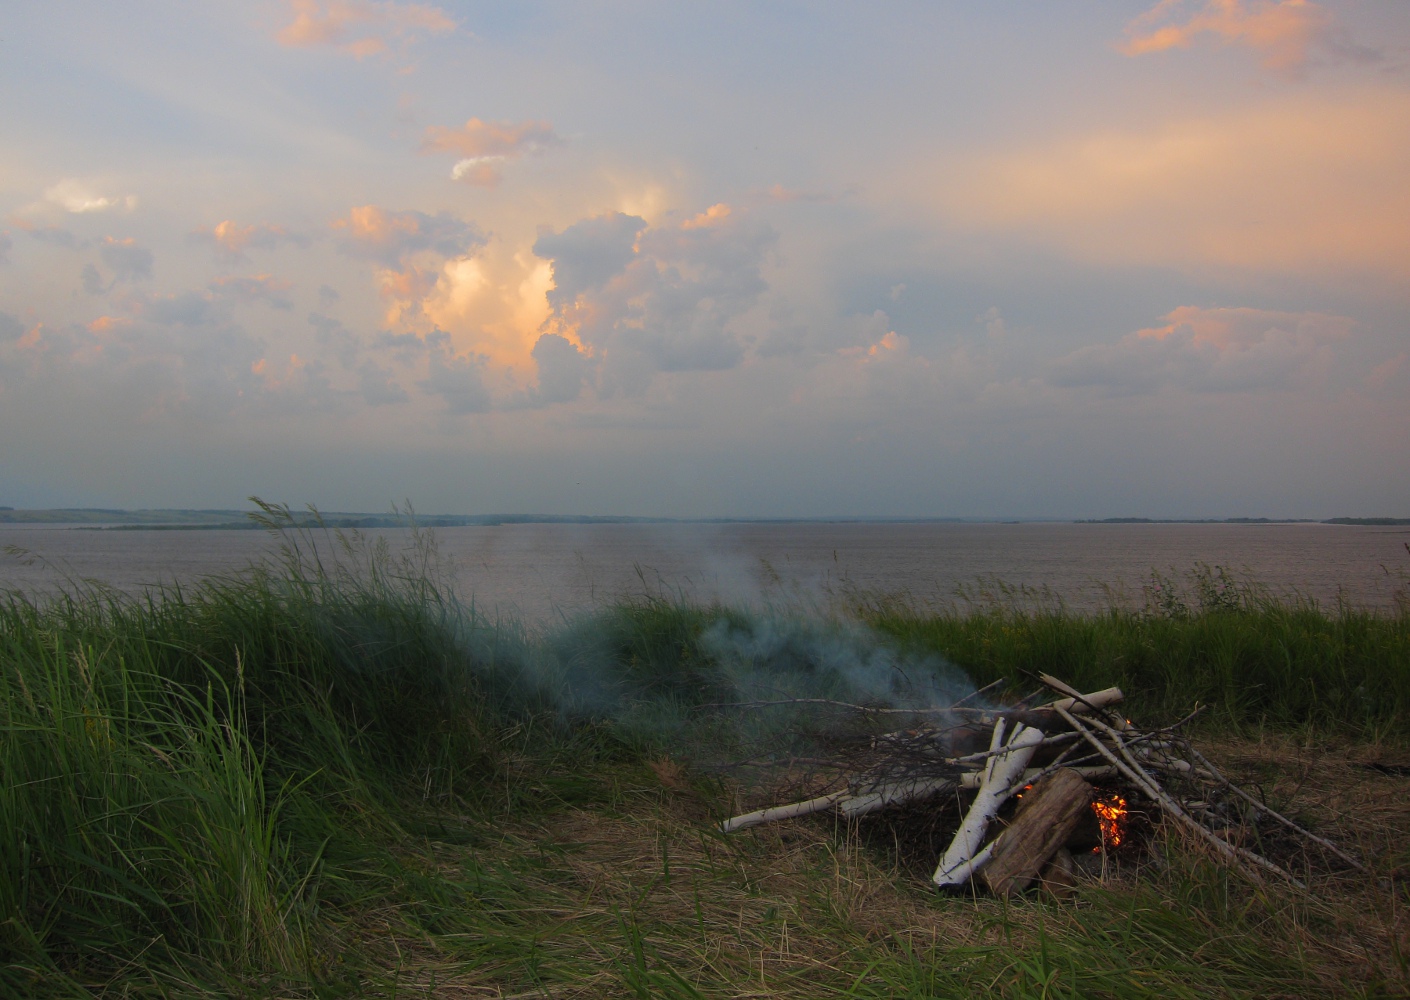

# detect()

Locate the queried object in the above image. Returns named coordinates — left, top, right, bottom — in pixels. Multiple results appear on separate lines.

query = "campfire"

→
left=719, top=674, right=1363, bottom=896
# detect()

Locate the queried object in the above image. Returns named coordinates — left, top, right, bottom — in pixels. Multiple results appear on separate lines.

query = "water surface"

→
left=3, top=521, right=1405, bottom=621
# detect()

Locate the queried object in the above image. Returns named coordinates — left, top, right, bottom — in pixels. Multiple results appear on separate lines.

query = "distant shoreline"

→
left=1, top=509, right=1407, bottom=530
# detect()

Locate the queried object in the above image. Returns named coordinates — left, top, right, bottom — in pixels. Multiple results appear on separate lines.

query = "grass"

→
left=1, top=514, right=1407, bottom=996
left=856, top=564, right=1410, bottom=739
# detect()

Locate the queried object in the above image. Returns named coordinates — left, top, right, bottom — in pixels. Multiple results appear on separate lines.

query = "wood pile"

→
left=719, top=674, right=1363, bottom=894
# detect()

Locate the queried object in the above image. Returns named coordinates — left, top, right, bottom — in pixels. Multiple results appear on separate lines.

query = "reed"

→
left=1, top=521, right=1404, bottom=996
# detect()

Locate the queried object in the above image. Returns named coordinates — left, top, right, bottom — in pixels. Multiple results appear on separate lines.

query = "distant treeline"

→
left=2, top=508, right=1407, bottom=528
left=1078, top=517, right=1410, bottom=526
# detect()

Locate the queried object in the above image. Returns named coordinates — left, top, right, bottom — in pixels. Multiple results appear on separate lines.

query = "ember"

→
left=1092, top=792, right=1129, bottom=850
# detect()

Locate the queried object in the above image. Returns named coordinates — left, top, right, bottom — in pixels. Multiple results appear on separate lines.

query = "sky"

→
left=1, top=0, right=1408, bottom=518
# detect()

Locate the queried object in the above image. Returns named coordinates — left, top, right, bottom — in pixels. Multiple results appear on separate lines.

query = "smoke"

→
left=242, top=509, right=980, bottom=767
left=441, top=596, right=978, bottom=768
left=700, top=616, right=972, bottom=713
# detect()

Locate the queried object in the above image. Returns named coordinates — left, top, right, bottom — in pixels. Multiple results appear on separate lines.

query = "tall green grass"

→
left=858, top=566, right=1410, bottom=737
left=2, top=518, right=1406, bottom=995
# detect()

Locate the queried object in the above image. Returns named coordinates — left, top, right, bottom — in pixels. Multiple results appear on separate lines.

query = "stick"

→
left=1054, top=707, right=1301, bottom=886
left=959, top=765, right=1114, bottom=789
left=707, top=686, right=1123, bottom=723
left=1182, top=744, right=1366, bottom=873
left=933, top=724, right=1045, bottom=887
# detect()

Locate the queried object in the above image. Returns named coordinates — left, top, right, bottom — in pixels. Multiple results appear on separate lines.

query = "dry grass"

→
left=343, top=738, right=1409, bottom=998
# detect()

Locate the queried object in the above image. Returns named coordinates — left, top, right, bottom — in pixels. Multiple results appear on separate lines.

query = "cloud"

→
left=1120, top=0, right=1375, bottom=77
left=275, top=0, right=454, bottom=59
left=421, top=118, right=560, bottom=186
left=330, top=205, right=483, bottom=267
left=43, top=180, right=137, bottom=214
left=415, top=248, right=553, bottom=369
left=530, top=204, right=777, bottom=397
left=81, top=263, right=107, bottom=296
left=926, top=88, right=1410, bottom=279
left=144, top=291, right=221, bottom=327
left=0, top=232, right=10, bottom=264
left=210, top=274, right=295, bottom=310
left=189, top=220, right=308, bottom=260
left=534, top=212, right=646, bottom=309
left=530, top=333, right=590, bottom=405
left=422, top=350, right=490, bottom=413
left=99, top=237, right=153, bottom=282
left=9, top=218, right=84, bottom=249
left=357, top=359, right=409, bottom=405
left=0, top=312, right=23, bottom=342
left=1048, top=306, right=1353, bottom=393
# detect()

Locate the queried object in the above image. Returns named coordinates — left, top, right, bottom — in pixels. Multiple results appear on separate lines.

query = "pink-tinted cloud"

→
left=1120, top=0, right=1356, bottom=76
left=329, top=205, right=483, bottom=266
left=189, top=220, right=307, bottom=260
left=420, top=118, right=559, bottom=187
left=1049, top=306, right=1353, bottom=393
left=276, top=0, right=454, bottom=59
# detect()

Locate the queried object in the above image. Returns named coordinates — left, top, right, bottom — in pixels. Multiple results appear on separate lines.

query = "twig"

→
left=950, top=678, right=1006, bottom=708
left=1054, top=706, right=1302, bottom=887
left=1182, top=744, right=1366, bottom=873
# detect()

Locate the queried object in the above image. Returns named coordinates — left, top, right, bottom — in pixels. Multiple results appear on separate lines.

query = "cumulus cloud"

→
left=422, top=350, right=490, bottom=413
left=330, top=205, right=483, bottom=267
left=0, top=306, right=277, bottom=423
left=534, top=212, right=646, bottom=309
left=99, top=237, right=153, bottom=282
left=43, top=179, right=136, bottom=214
left=0, top=232, right=11, bottom=264
left=1120, top=0, right=1375, bottom=77
left=275, top=0, right=454, bottom=59
left=189, top=220, right=308, bottom=260
left=144, top=291, right=221, bottom=327
left=210, top=274, right=295, bottom=310
left=357, top=359, right=409, bottom=405
left=531, top=205, right=776, bottom=398
left=1048, top=306, right=1353, bottom=393
left=81, top=263, right=107, bottom=296
left=421, top=118, right=560, bottom=186
left=529, top=333, right=590, bottom=405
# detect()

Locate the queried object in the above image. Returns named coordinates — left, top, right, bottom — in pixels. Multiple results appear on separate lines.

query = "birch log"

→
left=719, top=791, right=849, bottom=833
left=933, top=724, right=1045, bottom=887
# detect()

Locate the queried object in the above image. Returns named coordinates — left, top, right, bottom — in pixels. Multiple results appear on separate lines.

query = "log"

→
left=933, top=723, right=1045, bottom=887
left=981, top=768, right=1094, bottom=898
left=719, top=790, right=849, bottom=832
left=1038, top=847, right=1079, bottom=901
left=838, top=775, right=956, bottom=818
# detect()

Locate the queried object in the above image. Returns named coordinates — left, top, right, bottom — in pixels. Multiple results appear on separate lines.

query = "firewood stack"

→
left=719, top=674, right=1364, bottom=895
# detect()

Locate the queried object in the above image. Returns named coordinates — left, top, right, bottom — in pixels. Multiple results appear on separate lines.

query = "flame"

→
left=1092, top=793, right=1129, bottom=851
